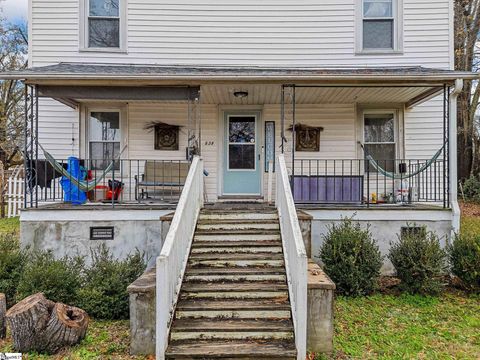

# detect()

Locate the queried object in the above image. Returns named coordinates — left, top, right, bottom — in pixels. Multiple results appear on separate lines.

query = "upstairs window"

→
left=81, top=0, right=126, bottom=51
left=88, top=0, right=120, bottom=48
left=358, top=0, right=403, bottom=53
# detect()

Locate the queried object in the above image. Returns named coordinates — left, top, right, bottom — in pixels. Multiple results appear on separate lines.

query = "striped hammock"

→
left=39, top=144, right=126, bottom=192
left=360, top=143, right=445, bottom=180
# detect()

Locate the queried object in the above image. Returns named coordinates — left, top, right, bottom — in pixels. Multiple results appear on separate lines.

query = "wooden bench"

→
left=135, top=160, right=189, bottom=201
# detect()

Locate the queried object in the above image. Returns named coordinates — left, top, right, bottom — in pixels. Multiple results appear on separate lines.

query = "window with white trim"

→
left=82, top=0, right=126, bottom=50
left=359, top=0, right=402, bottom=52
left=89, top=111, right=121, bottom=170
left=364, top=113, right=396, bottom=172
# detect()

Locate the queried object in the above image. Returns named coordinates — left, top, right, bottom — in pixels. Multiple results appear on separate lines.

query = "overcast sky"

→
left=1, top=0, right=28, bottom=22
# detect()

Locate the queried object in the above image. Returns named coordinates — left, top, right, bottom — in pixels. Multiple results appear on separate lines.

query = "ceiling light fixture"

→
left=233, top=91, right=249, bottom=98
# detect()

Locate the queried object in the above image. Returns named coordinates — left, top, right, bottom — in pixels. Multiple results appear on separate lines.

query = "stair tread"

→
left=166, top=340, right=296, bottom=358
left=170, top=319, right=293, bottom=332
left=176, top=299, right=290, bottom=310
left=186, top=267, right=286, bottom=275
left=196, top=229, right=280, bottom=234
left=189, top=253, right=284, bottom=260
left=198, top=219, right=279, bottom=224
left=192, top=241, right=282, bottom=248
left=182, top=282, right=288, bottom=292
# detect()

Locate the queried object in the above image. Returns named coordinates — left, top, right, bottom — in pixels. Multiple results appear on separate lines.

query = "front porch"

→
left=18, top=66, right=464, bottom=213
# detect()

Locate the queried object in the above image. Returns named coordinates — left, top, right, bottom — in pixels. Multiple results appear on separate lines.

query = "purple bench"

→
left=293, top=176, right=364, bottom=204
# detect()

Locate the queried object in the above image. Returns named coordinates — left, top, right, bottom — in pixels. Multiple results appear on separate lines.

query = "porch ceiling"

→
left=200, top=84, right=436, bottom=105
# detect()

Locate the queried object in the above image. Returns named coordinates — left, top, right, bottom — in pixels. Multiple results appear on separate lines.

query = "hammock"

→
left=360, top=143, right=445, bottom=180
left=39, top=144, right=127, bottom=192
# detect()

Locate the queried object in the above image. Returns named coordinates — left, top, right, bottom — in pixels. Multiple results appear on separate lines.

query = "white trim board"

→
left=303, top=208, right=453, bottom=222
left=20, top=209, right=171, bottom=222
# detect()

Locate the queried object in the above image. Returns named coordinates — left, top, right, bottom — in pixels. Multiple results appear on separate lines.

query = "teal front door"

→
left=223, top=113, right=262, bottom=195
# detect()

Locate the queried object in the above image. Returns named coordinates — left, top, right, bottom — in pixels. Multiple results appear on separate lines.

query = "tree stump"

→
left=6, top=293, right=89, bottom=354
left=40, top=303, right=89, bottom=354
left=6, top=293, right=54, bottom=352
left=0, top=293, right=6, bottom=338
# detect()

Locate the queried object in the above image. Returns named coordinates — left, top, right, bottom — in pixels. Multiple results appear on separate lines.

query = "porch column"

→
left=449, top=79, right=463, bottom=236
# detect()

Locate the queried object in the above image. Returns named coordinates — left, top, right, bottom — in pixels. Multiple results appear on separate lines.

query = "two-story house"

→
left=1, top=0, right=477, bottom=358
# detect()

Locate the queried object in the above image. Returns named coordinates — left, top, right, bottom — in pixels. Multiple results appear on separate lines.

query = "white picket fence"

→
left=6, top=166, right=24, bottom=218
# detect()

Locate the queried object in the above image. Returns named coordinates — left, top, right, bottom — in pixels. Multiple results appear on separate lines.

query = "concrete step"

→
left=165, top=340, right=296, bottom=359
left=194, top=233, right=281, bottom=242
left=190, top=246, right=283, bottom=255
left=188, top=258, right=284, bottom=268
left=184, top=273, right=286, bottom=283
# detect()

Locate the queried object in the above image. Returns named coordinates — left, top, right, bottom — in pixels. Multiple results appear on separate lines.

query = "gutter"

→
left=0, top=72, right=478, bottom=83
left=449, top=78, right=463, bottom=239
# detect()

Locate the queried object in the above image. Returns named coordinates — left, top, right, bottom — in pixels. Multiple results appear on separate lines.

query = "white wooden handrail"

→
left=276, top=154, right=307, bottom=360
left=156, top=156, right=204, bottom=360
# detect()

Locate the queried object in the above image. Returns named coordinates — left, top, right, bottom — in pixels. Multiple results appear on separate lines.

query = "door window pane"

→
left=88, top=19, right=120, bottom=48
left=363, top=20, right=393, bottom=49
left=229, top=117, right=255, bottom=143
left=90, top=142, right=120, bottom=170
left=89, top=112, right=120, bottom=141
left=229, top=145, right=255, bottom=170
left=89, top=0, right=119, bottom=17
left=364, top=114, right=394, bottom=143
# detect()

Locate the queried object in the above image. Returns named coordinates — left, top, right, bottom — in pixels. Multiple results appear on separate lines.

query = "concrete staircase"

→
left=165, top=207, right=297, bottom=359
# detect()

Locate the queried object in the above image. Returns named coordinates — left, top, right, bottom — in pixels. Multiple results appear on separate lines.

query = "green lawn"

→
left=330, top=292, right=480, bottom=359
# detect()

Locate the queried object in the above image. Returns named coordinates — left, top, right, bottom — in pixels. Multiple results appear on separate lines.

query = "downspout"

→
left=449, top=79, right=463, bottom=239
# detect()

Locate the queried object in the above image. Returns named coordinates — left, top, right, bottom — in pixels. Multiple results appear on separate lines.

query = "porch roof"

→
left=1, top=62, right=477, bottom=85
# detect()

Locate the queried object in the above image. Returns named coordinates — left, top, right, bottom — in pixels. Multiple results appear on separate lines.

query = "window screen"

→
left=363, top=0, right=394, bottom=50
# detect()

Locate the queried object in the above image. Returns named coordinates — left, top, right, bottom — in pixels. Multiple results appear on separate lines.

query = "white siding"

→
left=30, top=0, right=452, bottom=69
left=37, top=98, right=79, bottom=159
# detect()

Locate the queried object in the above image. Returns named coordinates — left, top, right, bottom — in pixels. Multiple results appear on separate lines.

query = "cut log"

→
left=0, top=293, right=6, bottom=338
left=6, top=293, right=54, bottom=352
left=6, top=293, right=89, bottom=354
left=40, top=303, right=89, bottom=354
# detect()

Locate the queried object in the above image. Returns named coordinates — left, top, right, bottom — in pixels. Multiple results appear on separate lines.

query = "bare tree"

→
left=0, top=9, right=28, bottom=170
left=454, top=0, right=480, bottom=181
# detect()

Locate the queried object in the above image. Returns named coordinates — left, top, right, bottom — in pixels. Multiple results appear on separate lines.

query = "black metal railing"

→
left=292, top=158, right=448, bottom=207
left=24, top=159, right=191, bottom=208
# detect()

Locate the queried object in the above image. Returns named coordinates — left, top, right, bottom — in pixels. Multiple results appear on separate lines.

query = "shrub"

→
left=0, top=233, right=27, bottom=307
left=449, top=234, right=480, bottom=291
left=319, top=217, right=383, bottom=296
left=77, top=245, right=146, bottom=320
left=15, top=251, right=84, bottom=304
left=462, top=175, right=480, bottom=203
left=388, top=226, right=447, bottom=295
